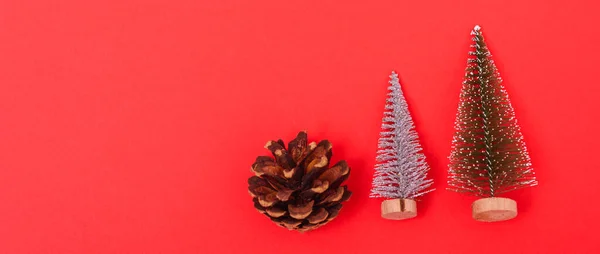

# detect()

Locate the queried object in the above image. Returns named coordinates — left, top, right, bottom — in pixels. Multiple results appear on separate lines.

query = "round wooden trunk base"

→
left=381, top=198, right=417, bottom=220
left=472, top=197, right=517, bottom=222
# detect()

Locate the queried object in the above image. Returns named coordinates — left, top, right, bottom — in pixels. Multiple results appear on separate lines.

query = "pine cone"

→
left=248, top=131, right=352, bottom=232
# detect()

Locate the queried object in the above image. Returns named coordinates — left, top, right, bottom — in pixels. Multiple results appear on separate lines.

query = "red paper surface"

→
left=1, top=0, right=599, bottom=253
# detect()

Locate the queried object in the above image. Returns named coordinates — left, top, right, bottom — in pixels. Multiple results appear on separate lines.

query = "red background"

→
left=1, top=0, right=599, bottom=253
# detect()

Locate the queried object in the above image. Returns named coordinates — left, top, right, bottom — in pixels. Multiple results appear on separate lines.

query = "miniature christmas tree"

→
left=370, top=71, right=433, bottom=220
left=448, top=25, right=537, bottom=222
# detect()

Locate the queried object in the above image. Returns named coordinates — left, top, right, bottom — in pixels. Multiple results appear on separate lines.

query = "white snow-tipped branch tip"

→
left=474, top=25, right=481, bottom=31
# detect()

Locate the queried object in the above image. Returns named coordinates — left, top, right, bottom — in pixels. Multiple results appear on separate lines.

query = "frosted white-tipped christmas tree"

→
left=370, top=71, right=433, bottom=220
left=448, top=25, right=537, bottom=222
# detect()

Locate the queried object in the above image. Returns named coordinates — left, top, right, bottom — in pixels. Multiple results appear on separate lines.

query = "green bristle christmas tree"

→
left=448, top=25, right=538, bottom=222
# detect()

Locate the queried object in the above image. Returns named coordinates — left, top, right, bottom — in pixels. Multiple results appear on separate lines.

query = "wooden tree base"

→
left=472, top=197, right=517, bottom=222
left=381, top=198, right=417, bottom=220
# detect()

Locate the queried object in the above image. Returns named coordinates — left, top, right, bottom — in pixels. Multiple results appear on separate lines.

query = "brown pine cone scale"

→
left=248, top=131, right=351, bottom=232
